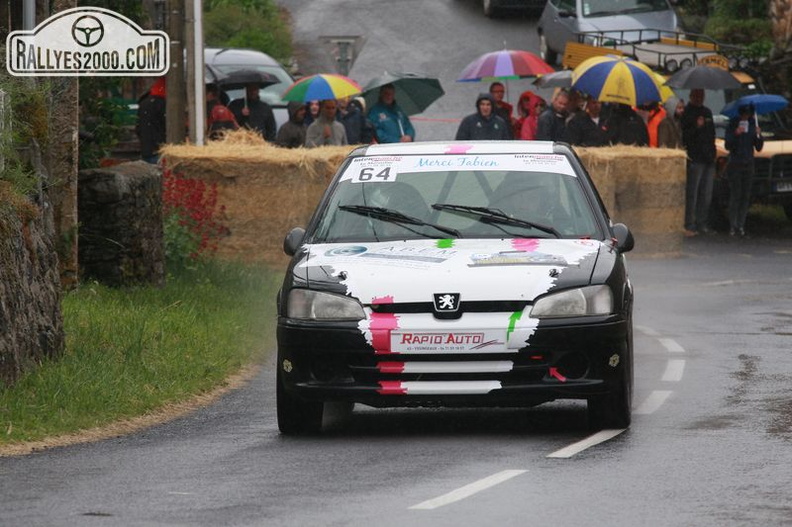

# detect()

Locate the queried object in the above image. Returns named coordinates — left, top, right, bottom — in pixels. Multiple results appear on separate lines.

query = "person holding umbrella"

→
left=228, top=83, right=277, bottom=141
left=368, top=84, right=415, bottom=143
left=724, top=103, right=764, bottom=237
left=681, top=88, right=717, bottom=237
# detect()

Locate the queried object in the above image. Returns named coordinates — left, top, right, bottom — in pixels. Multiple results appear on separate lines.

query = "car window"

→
left=582, top=0, right=670, bottom=17
left=311, top=154, right=600, bottom=243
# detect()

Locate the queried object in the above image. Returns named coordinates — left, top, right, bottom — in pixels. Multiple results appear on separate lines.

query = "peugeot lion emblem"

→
left=433, top=293, right=460, bottom=313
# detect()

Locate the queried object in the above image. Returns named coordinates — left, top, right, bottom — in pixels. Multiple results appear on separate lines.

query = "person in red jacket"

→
left=513, top=90, right=545, bottom=140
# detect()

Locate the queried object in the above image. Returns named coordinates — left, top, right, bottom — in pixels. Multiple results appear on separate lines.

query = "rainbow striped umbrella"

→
left=572, top=56, right=664, bottom=107
left=458, top=49, right=555, bottom=82
left=281, top=73, right=362, bottom=102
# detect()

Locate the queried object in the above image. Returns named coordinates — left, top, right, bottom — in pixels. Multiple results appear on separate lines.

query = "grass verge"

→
left=0, top=260, right=282, bottom=447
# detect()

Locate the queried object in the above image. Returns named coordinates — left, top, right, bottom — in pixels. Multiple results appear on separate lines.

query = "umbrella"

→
left=664, top=65, right=742, bottom=90
left=571, top=55, right=664, bottom=107
left=217, top=69, right=280, bottom=90
left=281, top=73, right=362, bottom=102
left=532, top=69, right=572, bottom=88
left=458, top=49, right=555, bottom=81
left=721, top=94, right=789, bottom=118
left=362, top=72, right=444, bottom=116
left=652, top=72, right=675, bottom=103
left=205, top=64, right=229, bottom=84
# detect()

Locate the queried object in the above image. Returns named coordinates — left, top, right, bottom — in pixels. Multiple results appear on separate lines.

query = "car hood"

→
left=580, top=11, right=677, bottom=38
left=294, top=238, right=605, bottom=304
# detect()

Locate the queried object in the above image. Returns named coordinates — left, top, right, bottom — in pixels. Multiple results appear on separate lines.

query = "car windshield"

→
left=214, top=64, right=294, bottom=107
left=311, top=153, right=601, bottom=243
left=582, top=0, right=669, bottom=17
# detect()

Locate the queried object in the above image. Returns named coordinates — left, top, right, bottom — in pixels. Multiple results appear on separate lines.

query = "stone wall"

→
left=0, top=187, right=64, bottom=386
left=78, top=161, right=164, bottom=287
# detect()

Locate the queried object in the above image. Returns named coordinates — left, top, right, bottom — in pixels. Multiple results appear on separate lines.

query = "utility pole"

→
left=185, top=0, right=205, bottom=145
left=166, top=0, right=186, bottom=144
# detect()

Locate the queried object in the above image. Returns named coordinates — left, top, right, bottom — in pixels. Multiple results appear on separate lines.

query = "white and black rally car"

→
left=276, top=141, right=635, bottom=434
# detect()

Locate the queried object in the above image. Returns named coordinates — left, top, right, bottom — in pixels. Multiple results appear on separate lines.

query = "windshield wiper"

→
left=339, top=205, right=460, bottom=238
left=432, top=203, right=560, bottom=238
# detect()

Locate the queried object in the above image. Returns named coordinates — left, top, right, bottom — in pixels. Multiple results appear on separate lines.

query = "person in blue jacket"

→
left=454, top=93, right=511, bottom=141
left=367, top=84, right=415, bottom=143
left=724, top=103, right=764, bottom=237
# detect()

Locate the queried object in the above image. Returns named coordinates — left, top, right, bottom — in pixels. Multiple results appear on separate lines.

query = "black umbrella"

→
left=217, top=69, right=280, bottom=90
left=664, top=65, right=742, bottom=90
left=532, top=69, right=572, bottom=89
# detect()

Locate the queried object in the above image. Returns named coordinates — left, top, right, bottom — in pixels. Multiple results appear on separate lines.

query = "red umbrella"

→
left=458, top=49, right=555, bottom=82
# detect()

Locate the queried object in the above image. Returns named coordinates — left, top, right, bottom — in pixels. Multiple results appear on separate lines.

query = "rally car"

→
left=276, top=141, right=635, bottom=434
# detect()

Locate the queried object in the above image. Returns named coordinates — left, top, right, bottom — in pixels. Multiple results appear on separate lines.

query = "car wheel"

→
left=483, top=0, right=495, bottom=17
left=539, top=33, right=558, bottom=66
left=587, top=337, right=632, bottom=430
left=277, top=369, right=324, bottom=435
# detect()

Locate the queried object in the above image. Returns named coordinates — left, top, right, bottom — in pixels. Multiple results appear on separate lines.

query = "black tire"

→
left=277, top=369, right=324, bottom=435
left=539, top=33, right=558, bottom=66
left=587, top=337, right=633, bottom=430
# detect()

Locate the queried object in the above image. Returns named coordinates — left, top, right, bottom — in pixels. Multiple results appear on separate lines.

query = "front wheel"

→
left=539, top=33, right=558, bottom=66
left=587, top=341, right=632, bottom=429
left=277, top=369, right=324, bottom=435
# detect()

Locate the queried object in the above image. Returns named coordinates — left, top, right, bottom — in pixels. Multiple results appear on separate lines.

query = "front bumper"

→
left=277, top=315, right=630, bottom=408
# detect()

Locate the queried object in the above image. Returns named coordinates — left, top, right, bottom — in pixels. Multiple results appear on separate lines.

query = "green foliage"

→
left=78, top=78, right=130, bottom=169
left=204, top=3, right=292, bottom=63
left=0, top=260, right=281, bottom=445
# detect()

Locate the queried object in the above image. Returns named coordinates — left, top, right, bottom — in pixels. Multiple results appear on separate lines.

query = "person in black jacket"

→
left=680, top=88, right=717, bottom=236
left=602, top=103, right=648, bottom=146
left=136, top=77, right=166, bottom=164
left=228, top=83, right=277, bottom=141
left=567, top=96, right=609, bottom=147
left=724, top=104, right=764, bottom=237
left=455, top=93, right=511, bottom=141
left=536, top=88, right=570, bottom=142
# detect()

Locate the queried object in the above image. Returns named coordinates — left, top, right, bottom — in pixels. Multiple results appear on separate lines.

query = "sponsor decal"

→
left=325, top=245, right=368, bottom=257
left=469, top=251, right=567, bottom=267
left=436, top=239, right=455, bottom=249
left=6, top=7, right=169, bottom=76
left=360, top=245, right=457, bottom=264
left=391, top=331, right=503, bottom=353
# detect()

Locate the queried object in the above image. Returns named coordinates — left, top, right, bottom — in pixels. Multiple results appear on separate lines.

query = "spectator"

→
left=513, top=90, right=545, bottom=140
left=724, top=104, right=764, bottom=237
left=455, top=93, right=511, bottom=141
left=304, top=100, right=320, bottom=127
left=681, top=88, right=717, bottom=236
left=603, top=103, right=649, bottom=146
left=136, top=77, right=166, bottom=164
left=228, top=83, right=277, bottom=141
left=337, top=96, right=375, bottom=144
left=536, top=88, right=570, bottom=142
left=657, top=97, right=684, bottom=149
left=368, top=84, right=415, bottom=143
left=305, top=99, right=348, bottom=147
left=276, top=101, right=307, bottom=148
left=644, top=101, right=666, bottom=147
left=489, top=82, right=514, bottom=138
left=206, top=84, right=239, bottom=139
left=567, top=96, right=609, bottom=147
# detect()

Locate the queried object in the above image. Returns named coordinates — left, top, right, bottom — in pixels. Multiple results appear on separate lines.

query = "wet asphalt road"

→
left=1, top=233, right=791, bottom=526
left=2, top=2, right=792, bottom=525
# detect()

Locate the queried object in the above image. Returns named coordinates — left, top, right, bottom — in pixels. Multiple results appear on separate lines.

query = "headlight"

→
left=530, top=285, right=613, bottom=318
left=287, top=289, right=365, bottom=320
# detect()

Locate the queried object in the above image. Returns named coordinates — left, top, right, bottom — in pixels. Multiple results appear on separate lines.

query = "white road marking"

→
left=634, top=390, right=673, bottom=414
left=658, top=338, right=685, bottom=353
left=661, top=359, right=686, bottom=382
left=409, top=470, right=527, bottom=510
left=636, top=325, right=659, bottom=337
left=546, top=429, right=627, bottom=459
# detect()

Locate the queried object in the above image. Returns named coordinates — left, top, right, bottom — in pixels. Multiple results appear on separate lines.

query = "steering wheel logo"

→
left=71, top=15, right=104, bottom=47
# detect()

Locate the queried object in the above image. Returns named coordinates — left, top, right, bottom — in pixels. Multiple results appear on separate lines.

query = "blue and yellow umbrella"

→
left=571, top=56, right=664, bottom=107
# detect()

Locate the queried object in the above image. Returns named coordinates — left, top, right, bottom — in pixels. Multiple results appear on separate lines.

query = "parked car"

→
left=537, top=0, right=679, bottom=65
left=482, top=0, right=545, bottom=17
left=204, top=47, right=295, bottom=131
left=276, top=140, right=635, bottom=434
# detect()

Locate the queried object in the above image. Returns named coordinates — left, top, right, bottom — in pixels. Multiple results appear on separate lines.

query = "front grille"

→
left=369, top=301, right=529, bottom=314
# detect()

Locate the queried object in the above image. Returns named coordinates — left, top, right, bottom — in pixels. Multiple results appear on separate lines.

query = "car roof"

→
left=354, top=140, right=560, bottom=157
left=204, top=47, right=281, bottom=67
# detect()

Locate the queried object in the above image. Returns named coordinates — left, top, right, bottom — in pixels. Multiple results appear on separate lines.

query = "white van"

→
left=537, top=0, right=679, bottom=65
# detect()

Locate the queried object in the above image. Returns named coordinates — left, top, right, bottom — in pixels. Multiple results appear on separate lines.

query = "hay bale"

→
left=160, top=130, right=357, bottom=266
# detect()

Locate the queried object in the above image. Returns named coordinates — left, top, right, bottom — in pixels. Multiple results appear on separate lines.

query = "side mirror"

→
left=283, top=227, right=305, bottom=256
left=612, top=223, right=634, bottom=253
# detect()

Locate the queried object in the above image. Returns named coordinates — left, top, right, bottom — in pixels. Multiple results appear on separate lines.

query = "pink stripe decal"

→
left=377, top=381, right=406, bottom=395
left=378, top=362, right=405, bottom=374
left=370, top=295, right=398, bottom=355
left=511, top=238, right=540, bottom=252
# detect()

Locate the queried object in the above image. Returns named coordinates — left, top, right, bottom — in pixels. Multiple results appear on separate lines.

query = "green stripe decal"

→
left=436, top=239, right=454, bottom=248
left=506, top=311, right=522, bottom=341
